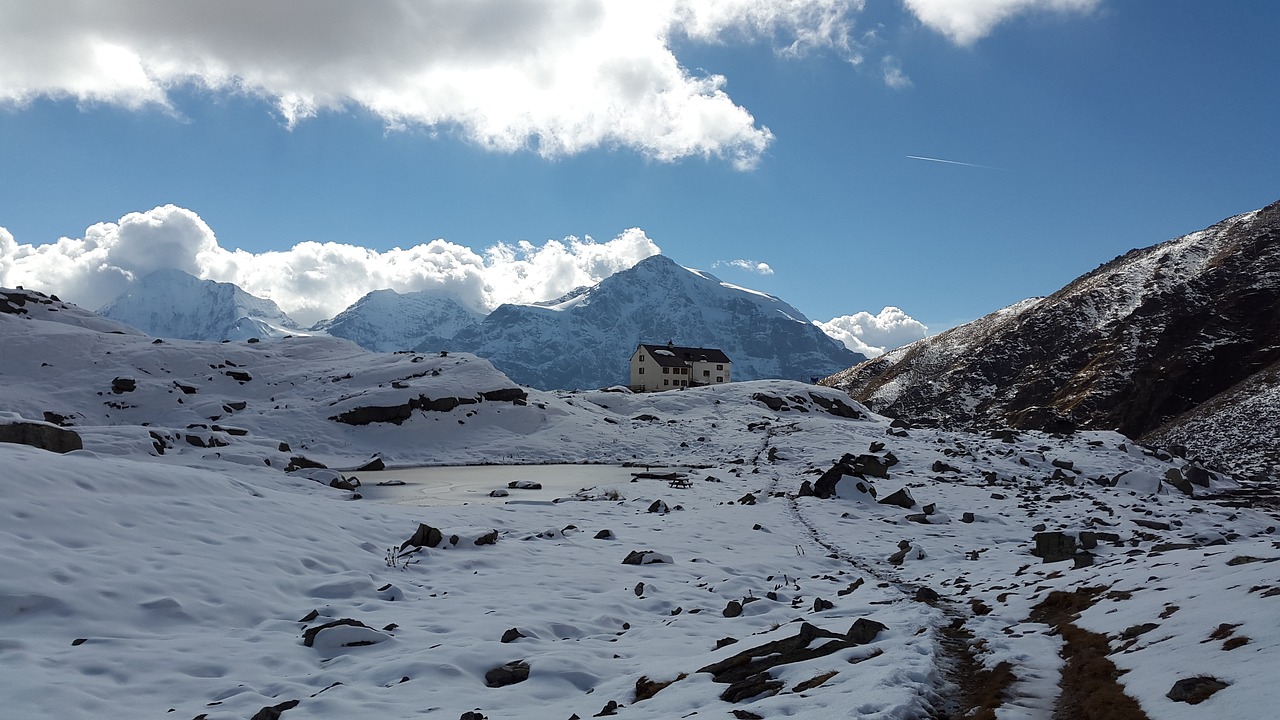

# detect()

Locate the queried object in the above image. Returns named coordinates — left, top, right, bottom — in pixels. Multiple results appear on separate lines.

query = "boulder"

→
left=250, top=700, right=300, bottom=720
left=110, top=377, right=136, bottom=394
left=0, top=420, right=83, bottom=453
left=302, top=619, right=387, bottom=649
left=356, top=457, right=386, bottom=472
left=1032, top=531, right=1077, bottom=563
left=1167, top=676, right=1229, bottom=704
left=878, top=487, right=916, bottom=508
left=484, top=660, right=530, bottom=688
left=622, top=550, right=672, bottom=565
left=401, top=523, right=444, bottom=550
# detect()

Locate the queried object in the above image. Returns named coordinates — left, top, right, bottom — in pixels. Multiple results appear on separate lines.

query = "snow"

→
left=1, top=295, right=1277, bottom=719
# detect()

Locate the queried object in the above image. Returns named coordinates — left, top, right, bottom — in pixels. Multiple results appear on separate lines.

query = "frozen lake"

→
left=355, top=463, right=689, bottom=506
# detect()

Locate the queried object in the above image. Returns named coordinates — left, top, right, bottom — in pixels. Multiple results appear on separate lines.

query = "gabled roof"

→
left=637, top=343, right=731, bottom=366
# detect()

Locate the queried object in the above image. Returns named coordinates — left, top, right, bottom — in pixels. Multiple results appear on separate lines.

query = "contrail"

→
left=906, top=155, right=1003, bottom=170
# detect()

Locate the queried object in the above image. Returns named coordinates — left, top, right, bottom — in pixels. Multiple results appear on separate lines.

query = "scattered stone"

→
left=961, top=512, right=976, bottom=523
left=1051, top=459, right=1074, bottom=470
left=812, top=597, right=834, bottom=612
left=931, top=460, right=959, bottom=473
left=723, top=600, right=744, bottom=618
left=484, top=660, right=530, bottom=688
left=914, top=587, right=940, bottom=602
left=1167, top=676, right=1229, bottom=704
left=1133, top=518, right=1171, bottom=531
left=110, top=377, right=136, bottom=394
left=459, top=712, right=487, bottom=720
left=594, top=529, right=614, bottom=540
left=648, top=500, right=670, bottom=514
left=508, top=480, right=542, bottom=490
left=738, top=493, right=757, bottom=505
left=474, top=530, right=499, bottom=546
left=489, top=489, right=509, bottom=497
left=329, top=476, right=359, bottom=491
left=1121, top=623, right=1159, bottom=640
left=501, top=628, right=525, bottom=643
left=593, top=700, right=620, bottom=716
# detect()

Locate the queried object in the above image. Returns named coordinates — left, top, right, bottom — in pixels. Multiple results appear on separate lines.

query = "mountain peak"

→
left=98, top=269, right=300, bottom=341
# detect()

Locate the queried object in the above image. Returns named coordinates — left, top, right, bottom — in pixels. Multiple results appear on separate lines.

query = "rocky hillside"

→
left=825, top=200, right=1280, bottom=478
left=441, top=254, right=865, bottom=390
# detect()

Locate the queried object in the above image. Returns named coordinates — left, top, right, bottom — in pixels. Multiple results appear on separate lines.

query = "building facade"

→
left=629, top=342, right=732, bottom=392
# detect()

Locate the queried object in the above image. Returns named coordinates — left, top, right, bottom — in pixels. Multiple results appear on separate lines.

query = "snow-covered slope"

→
left=2, top=296, right=1277, bottom=720
left=826, top=200, right=1280, bottom=478
left=311, top=287, right=483, bottom=352
left=98, top=268, right=302, bottom=341
left=2, top=285, right=142, bottom=334
left=439, top=254, right=865, bottom=389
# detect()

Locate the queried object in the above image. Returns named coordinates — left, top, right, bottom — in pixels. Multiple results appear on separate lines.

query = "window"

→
left=716, top=376, right=723, bottom=382
left=638, top=367, right=644, bottom=374
left=716, top=364, right=723, bottom=370
left=639, top=355, right=645, bottom=361
left=664, top=379, right=669, bottom=386
left=681, top=367, right=688, bottom=374
left=662, top=367, right=669, bottom=374
left=703, top=370, right=710, bottom=377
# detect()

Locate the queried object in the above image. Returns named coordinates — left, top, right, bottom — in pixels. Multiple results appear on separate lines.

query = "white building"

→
left=629, top=342, right=732, bottom=392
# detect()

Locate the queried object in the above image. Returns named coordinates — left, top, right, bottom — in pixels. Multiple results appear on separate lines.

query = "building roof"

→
left=637, top=343, right=731, bottom=367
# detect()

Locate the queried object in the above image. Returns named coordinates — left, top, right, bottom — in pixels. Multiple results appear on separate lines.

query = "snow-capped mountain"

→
left=311, top=287, right=484, bottom=352
left=826, top=199, right=1280, bottom=477
left=438, top=254, right=866, bottom=390
left=97, top=268, right=301, bottom=340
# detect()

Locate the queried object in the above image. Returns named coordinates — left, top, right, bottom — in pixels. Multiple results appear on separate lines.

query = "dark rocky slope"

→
left=825, top=200, right=1280, bottom=477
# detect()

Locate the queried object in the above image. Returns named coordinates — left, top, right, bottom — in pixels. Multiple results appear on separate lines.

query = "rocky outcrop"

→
left=826, top=201, right=1280, bottom=477
left=0, top=419, right=84, bottom=453
left=330, top=388, right=528, bottom=425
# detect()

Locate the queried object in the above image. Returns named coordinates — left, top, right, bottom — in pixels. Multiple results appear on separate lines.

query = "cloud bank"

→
left=715, top=259, right=775, bottom=276
left=816, top=307, right=928, bottom=357
left=0, top=205, right=660, bottom=326
left=0, top=0, right=870, bottom=169
left=903, top=0, right=1099, bottom=45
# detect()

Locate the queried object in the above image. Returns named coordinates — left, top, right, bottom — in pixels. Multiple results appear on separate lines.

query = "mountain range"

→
left=825, top=200, right=1280, bottom=478
left=94, top=255, right=865, bottom=390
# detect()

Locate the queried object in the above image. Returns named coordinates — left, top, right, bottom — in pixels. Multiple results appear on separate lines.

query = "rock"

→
left=0, top=419, right=83, bottom=453
left=301, top=618, right=387, bottom=648
left=723, top=600, right=744, bottom=618
left=459, top=712, right=487, bottom=720
left=889, top=540, right=923, bottom=565
left=250, top=699, right=300, bottom=720
left=931, top=460, right=959, bottom=473
left=484, top=660, right=530, bottom=688
left=508, top=480, right=542, bottom=490
left=594, top=529, right=615, bottom=540
left=1073, top=551, right=1095, bottom=568
left=474, top=529, right=499, bottom=546
left=501, top=628, right=525, bottom=643
left=225, top=370, right=253, bottom=382
left=720, top=673, right=784, bottom=703
left=1051, top=459, right=1074, bottom=470
left=634, top=582, right=645, bottom=597
left=1162, top=467, right=1193, bottom=495
left=961, top=512, right=975, bottom=523
left=356, top=457, right=386, bottom=472
left=1121, top=622, right=1159, bottom=640
left=593, top=700, right=620, bottom=716
left=110, top=377, right=136, bottom=393
left=489, top=489, right=509, bottom=497
left=622, top=550, right=671, bottom=565
left=401, top=523, right=444, bottom=550
left=1185, top=464, right=1214, bottom=487
left=914, top=587, right=940, bottom=602
left=1167, top=676, right=1229, bottom=704
left=812, top=597, right=834, bottom=612
left=1133, top=518, right=1172, bottom=531
left=647, top=500, right=670, bottom=514
left=1032, top=531, right=1077, bottom=563
left=329, top=477, right=359, bottom=491
left=752, top=393, right=787, bottom=411
left=847, top=618, right=888, bottom=644
left=797, top=480, right=815, bottom=497
left=878, top=487, right=916, bottom=508
left=850, top=454, right=892, bottom=479
left=738, top=493, right=757, bottom=505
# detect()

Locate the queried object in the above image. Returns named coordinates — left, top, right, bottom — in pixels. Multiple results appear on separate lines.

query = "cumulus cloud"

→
left=815, top=306, right=928, bottom=357
left=902, top=0, right=1099, bottom=45
left=0, top=205, right=661, bottom=326
left=0, top=0, right=866, bottom=169
left=715, top=259, right=775, bottom=275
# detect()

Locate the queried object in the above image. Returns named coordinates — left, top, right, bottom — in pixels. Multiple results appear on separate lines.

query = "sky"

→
left=1, top=0, right=1278, bottom=345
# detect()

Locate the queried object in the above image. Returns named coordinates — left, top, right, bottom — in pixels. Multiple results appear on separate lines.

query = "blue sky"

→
left=1, top=0, right=1277, bottom=341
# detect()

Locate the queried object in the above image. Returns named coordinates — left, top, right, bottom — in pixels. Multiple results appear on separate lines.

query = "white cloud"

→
left=0, top=1, right=866, bottom=169
left=715, top=259, right=775, bottom=275
left=815, top=306, right=928, bottom=357
left=903, top=0, right=1099, bottom=45
left=881, top=55, right=912, bottom=89
left=0, top=206, right=661, bottom=326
